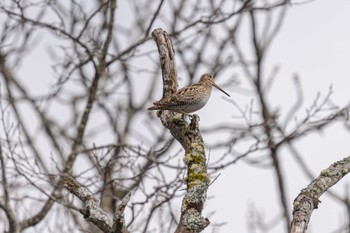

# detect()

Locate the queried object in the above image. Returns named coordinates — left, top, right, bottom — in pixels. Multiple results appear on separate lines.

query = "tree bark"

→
left=290, top=156, right=350, bottom=233
left=151, top=28, right=210, bottom=233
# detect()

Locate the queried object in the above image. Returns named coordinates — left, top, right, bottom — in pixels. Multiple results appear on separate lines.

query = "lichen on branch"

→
left=151, top=28, right=210, bottom=233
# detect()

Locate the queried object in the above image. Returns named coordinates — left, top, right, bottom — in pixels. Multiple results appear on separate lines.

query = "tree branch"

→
left=63, top=176, right=131, bottom=233
left=151, top=28, right=210, bottom=233
left=63, top=176, right=113, bottom=232
left=290, top=156, right=350, bottom=233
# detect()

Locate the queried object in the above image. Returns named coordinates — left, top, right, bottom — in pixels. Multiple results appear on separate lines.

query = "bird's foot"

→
left=189, top=114, right=200, bottom=130
left=180, top=112, right=199, bottom=121
left=190, top=114, right=199, bottom=121
left=181, top=113, right=200, bottom=122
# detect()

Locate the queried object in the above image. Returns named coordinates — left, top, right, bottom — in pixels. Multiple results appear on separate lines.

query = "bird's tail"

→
left=147, top=105, right=160, bottom=110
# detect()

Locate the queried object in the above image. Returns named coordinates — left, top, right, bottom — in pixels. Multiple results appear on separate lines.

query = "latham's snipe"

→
left=148, top=73, right=230, bottom=114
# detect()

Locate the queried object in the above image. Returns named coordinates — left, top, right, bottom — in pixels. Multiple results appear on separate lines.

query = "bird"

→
left=148, top=73, right=230, bottom=115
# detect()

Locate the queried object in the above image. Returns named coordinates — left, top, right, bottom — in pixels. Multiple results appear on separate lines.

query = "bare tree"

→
left=0, top=1, right=349, bottom=233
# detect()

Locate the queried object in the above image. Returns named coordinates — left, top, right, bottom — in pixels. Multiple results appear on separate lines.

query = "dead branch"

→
left=290, top=156, right=350, bottom=233
left=151, top=28, right=210, bottom=233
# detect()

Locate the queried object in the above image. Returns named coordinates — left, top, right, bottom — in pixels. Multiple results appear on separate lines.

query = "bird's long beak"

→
left=212, top=82, right=230, bottom=97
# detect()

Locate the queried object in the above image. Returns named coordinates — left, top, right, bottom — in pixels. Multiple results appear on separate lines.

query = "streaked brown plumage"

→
left=148, top=73, right=230, bottom=114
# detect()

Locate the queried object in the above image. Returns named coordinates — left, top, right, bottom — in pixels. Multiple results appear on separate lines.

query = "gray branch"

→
left=151, top=28, right=210, bottom=233
left=290, top=156, right=350, bottom=233
left=63, top=176, right=130, bottom=233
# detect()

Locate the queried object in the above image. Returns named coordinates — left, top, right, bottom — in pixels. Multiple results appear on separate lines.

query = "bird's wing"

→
left=154, top=84, right=201, bottom=106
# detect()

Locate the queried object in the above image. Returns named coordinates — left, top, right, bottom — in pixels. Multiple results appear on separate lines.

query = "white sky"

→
left=207, top=1, right=350, bottom=232
left=2, top=0, right=350, bottom=232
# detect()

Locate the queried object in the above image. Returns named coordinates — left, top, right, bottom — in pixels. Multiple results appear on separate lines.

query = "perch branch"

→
left=151, top=28, right=210, bottom=233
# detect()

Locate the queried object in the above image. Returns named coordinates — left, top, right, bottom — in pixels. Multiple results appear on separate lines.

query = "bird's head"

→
left=199, top=73, right=230, bottom=97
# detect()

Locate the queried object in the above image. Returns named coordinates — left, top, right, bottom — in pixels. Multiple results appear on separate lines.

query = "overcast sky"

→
left=207, top=1, right=350, bottom=232
left=2, top=1, right=350, bottom=232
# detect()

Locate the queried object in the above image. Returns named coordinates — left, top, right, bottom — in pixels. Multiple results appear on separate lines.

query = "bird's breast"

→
left=182, top=91, right=211, bottom=113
